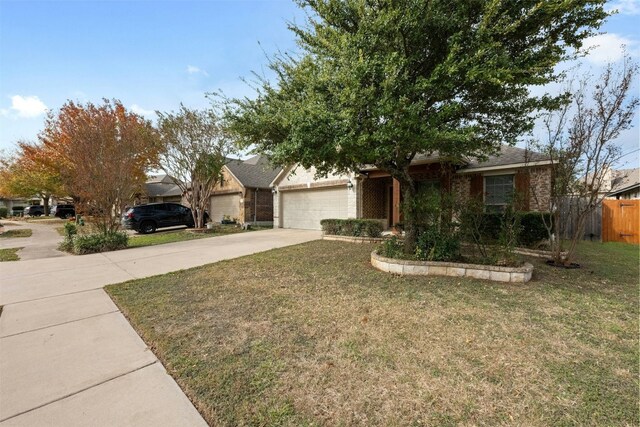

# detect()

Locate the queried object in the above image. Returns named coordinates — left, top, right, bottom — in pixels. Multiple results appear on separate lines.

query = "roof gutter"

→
left=456, top=160, right=553, bottom=174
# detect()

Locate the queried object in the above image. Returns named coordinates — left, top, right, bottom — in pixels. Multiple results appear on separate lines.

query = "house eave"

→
left=607, top=183, right=640, bottom=197
left=270, top=164, right=296, bottom=188
left=456, top=160, right=553, bottom=174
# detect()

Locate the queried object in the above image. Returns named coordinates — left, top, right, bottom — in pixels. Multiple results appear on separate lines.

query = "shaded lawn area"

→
left=0, top=248, right=22, bottom=261
left=106, top=241, right=639, bottom=426
left=0, top=229, right=32, bottom=238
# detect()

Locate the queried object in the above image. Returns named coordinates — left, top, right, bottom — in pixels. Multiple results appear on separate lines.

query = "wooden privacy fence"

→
left=602, top=199, right=640, bottom=244
left=559, top=198, right=602, bottom=241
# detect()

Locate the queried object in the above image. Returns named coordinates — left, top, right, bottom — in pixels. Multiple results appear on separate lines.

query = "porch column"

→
left=392, top=178, right=401, bottom=226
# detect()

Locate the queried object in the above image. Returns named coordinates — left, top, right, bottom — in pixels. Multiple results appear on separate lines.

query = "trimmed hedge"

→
left=320, top=219, right=384, bottom=238
left=72, top=231, right=129, bottom=255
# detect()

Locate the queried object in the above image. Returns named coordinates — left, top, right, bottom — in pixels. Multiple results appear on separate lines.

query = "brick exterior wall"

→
left=451, top=175, right=471, bottom=203
left=450, top=166, right=552, bottom=212
left=529, top=167, right=551, bottom=211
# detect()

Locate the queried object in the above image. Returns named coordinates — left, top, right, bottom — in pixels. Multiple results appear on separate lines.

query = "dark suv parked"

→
left=121, top=203, right=196, bottom=234
left=23, top=205, right=45, bottom=216
left=51, top=204, right=75, bottom=218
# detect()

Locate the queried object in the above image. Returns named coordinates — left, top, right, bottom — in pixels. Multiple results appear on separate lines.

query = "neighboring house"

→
left=0, top=197, right=41, bottom=216
left=606, top=168, right=640, bottom=200
left=209, top=155, right=281, bottom=225
left=142, top=174, right=184, bottom=204
left=271, top=145, right=553, bottom=230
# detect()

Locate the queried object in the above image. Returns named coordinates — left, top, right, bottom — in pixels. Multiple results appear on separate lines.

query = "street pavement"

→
left=0, top=228, right=321, bottom=426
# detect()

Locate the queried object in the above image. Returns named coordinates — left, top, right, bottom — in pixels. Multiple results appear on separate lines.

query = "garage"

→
left=281, top=187, right=348, bottom=230
left=210, top=193, right=241, bottom=223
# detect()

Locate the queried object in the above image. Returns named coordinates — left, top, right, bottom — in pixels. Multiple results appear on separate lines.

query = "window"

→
left=484, top=174, right=514, bottom=211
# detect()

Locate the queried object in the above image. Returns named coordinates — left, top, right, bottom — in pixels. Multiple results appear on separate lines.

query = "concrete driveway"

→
left=0, top=228, right=320, bottom=426
left=0, top=220, right=69, bottom=260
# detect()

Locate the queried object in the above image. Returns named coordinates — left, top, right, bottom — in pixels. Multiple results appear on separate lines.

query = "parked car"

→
left=23, top=205, right=45, bottom=216
left=121, top=203, right=203, bottom=234
left=51, top=204, right=75, bottom=218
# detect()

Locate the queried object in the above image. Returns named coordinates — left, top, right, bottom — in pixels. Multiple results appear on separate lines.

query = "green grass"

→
left=106, top=240, right=639, bottom=426
left=0, top=229, right=32, bottom=238
left=127, top=226, right=252, bottom=248
left=0, top=247, right=22, bottom=261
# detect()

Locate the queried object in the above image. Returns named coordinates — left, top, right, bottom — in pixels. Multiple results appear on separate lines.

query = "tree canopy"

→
left=223, top=0, right=608, bottom=251
left=157, top=104, right=236, bottom=228
left=39, top=99, right=161, bottom=233
left=0, top=141, right=64, bottom=214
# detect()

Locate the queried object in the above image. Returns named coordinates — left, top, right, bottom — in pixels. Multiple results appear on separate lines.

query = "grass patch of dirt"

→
left=0, top=229, right=32, bottom=238
left=106, top=240, right=639, bottom=426
left=0, top=247, right=22, bottom=261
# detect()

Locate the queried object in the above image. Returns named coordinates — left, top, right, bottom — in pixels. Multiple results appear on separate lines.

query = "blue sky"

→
left=1, top=0, right=639, bottom=167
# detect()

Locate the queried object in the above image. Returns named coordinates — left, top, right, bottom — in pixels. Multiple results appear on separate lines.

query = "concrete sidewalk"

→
left=0, top=228, right=320, bottom=426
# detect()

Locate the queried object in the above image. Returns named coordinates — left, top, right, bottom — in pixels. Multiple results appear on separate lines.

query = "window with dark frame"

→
left=484, top=174, right=514, bottom=212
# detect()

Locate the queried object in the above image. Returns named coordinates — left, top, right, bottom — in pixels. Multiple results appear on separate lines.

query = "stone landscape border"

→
left=371, top=251, right=534, bottom=283
left=322, top=234, right=387, bottom=244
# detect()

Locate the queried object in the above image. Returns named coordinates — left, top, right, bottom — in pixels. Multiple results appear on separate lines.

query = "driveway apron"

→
left=0, top=228, right=320, bottom=426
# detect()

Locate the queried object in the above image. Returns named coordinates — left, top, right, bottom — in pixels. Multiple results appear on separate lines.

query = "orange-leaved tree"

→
left=0, top=142, right=64, bottom=215
left=39, top=99, right=161, bottom=234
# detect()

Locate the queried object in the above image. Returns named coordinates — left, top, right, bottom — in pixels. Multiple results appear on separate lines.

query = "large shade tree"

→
left=39, top=99, right=161, bottom=233
left=156, top=105, right=236, bottom=228
left=222, top=0, right=608, bottom=253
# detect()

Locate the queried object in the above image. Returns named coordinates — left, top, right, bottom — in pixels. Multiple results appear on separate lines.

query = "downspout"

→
left=254, top=188, right=258, bottom=224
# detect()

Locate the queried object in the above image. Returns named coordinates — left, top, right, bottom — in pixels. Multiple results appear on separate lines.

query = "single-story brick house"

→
left=210, top=155, right=281, bottom=225
left=270, top=145, right=553, bottom=230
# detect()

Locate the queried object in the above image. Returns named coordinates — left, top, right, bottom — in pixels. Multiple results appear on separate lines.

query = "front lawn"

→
left=0, top=247, right=22, bottom=261
left=0, top=229, right=32, bottom=238
left=128, top=226, right=249, bottom=248
left=106, top=241, right=639, bottom=426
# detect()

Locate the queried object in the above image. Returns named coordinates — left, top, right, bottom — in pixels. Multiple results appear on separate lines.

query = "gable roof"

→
left=608, top=168, right=640, bottom=195
left=145, top=174, right=182, bottom=197
left=225, top=155, right=282, bottom=189
left=462, top=145, right=549, bottom=170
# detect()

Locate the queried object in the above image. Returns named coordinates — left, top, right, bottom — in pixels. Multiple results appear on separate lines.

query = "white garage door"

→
left=282, top=187, right=348, bottom=230
left=210, top=194, right=241, bottom=223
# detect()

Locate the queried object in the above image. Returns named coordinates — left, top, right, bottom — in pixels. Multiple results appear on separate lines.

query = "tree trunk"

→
left=42, top=195, right=50, bottom=216
left=395, top=174, right=417, bottom=255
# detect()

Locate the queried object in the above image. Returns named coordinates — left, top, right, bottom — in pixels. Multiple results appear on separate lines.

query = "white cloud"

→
left=581, top=33, right=639, bottom=64
left=130, top=104, right=155, bottom=118
left=0, top=95, right=48, bottom=119
left=186, top=65, right=209, bottom=77
left=606, top=0, right=640, bottom=15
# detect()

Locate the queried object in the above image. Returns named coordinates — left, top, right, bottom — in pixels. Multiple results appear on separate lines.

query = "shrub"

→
left=496, top=206, right=523, bottom=265
left=519, top=212, right=551, bottom=247
left=72, top=231, right=128, bottom=255
left=415, top=227, right=460, bottom=261
left=320, top=219, right=383, bottom=238
left=63, top=222, right=78, bottom=239
left=378, top=236, right=403, bottom=258
left=0, top=207, right=7, bottom=218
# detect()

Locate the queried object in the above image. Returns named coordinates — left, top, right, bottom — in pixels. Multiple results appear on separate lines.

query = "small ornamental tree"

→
left=0, top=142, right=64, bottom=214
left=221, top=0, right=607, bottom=254
left=39, top=99, right=161, bottom=234
left=530, top=56, right=638, bottom=265
left=156, top=105, right=236, bottom=228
